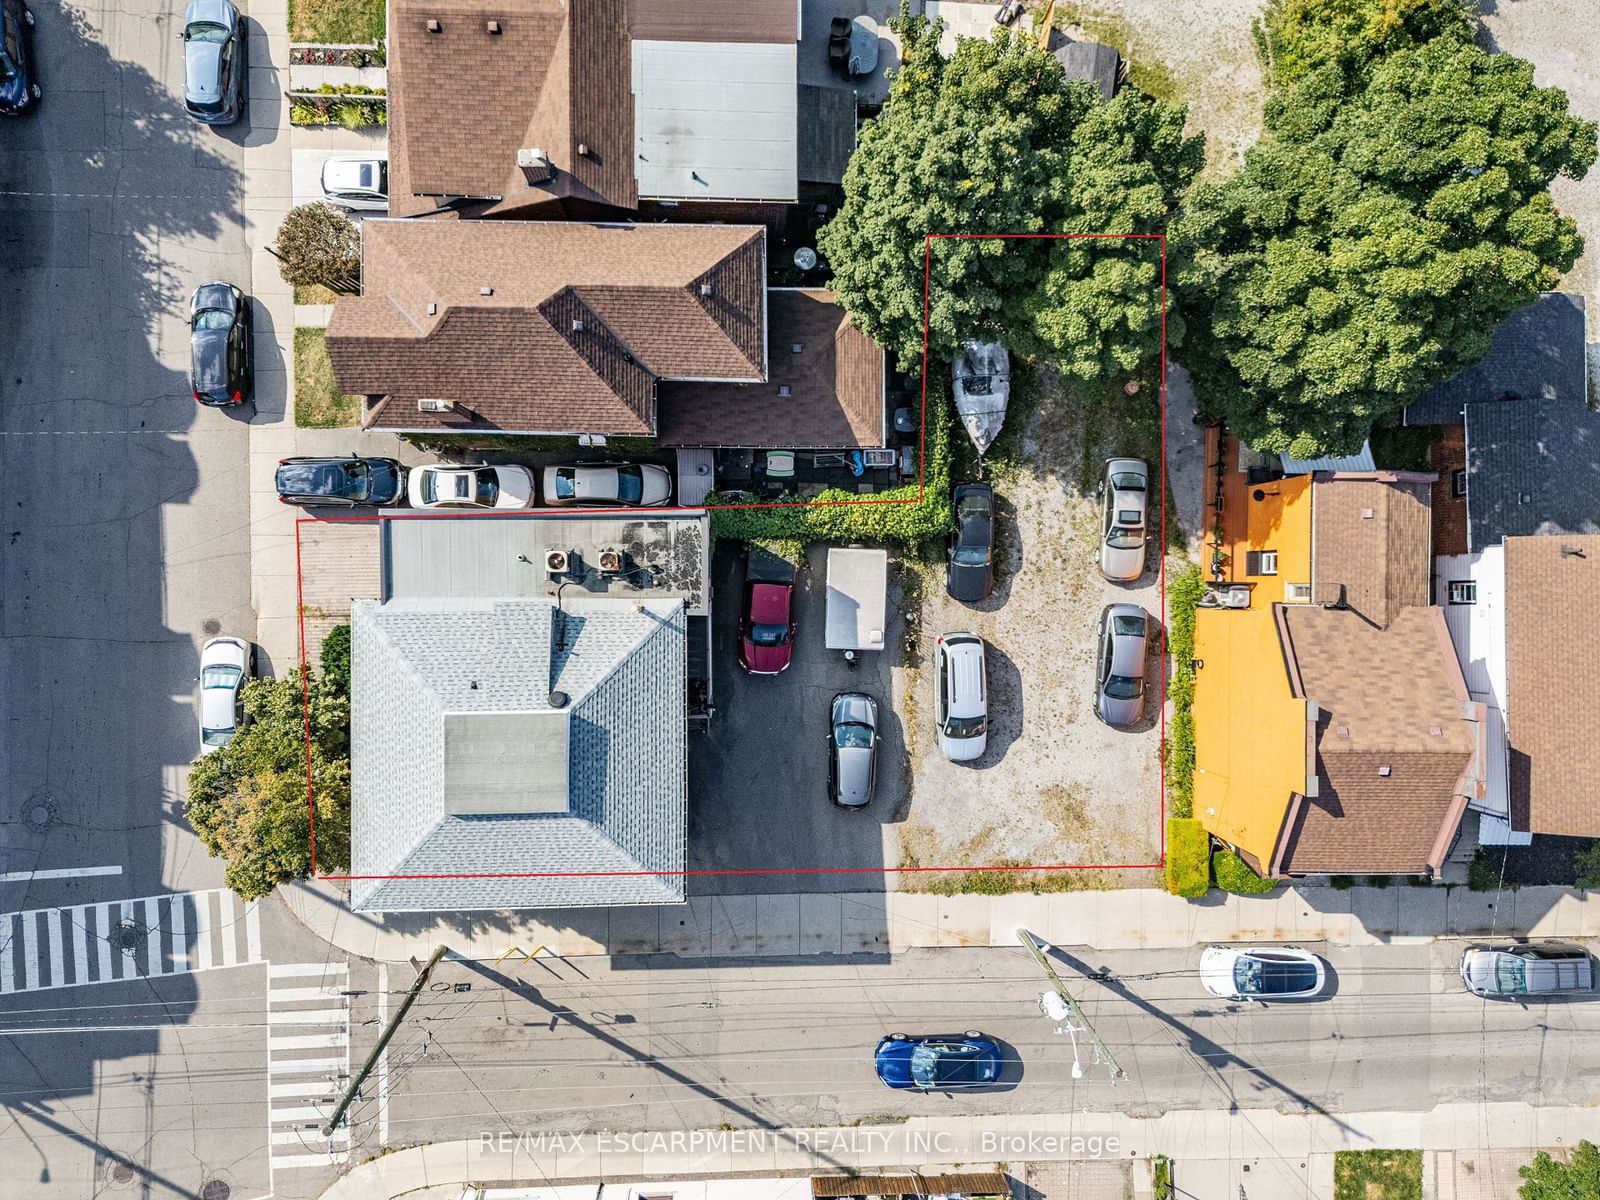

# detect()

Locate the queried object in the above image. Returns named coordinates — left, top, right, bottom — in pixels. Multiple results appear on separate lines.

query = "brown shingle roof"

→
left=630, top=0, right=797, bottom=42
left=327, top=220, right=765, bottom=434
left=387, top=0, right=634, bottom=219
left=1311, top=473, right=1434, bottom=629
left=1276, top=606, right=1479, bottom=874
left=657, top=290, right=885, bottom=448
left=1504, top=534, right=1600, bottom=837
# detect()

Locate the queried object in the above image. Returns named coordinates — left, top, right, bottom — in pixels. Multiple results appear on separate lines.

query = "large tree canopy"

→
left=1254, top=0, right=1474, bottom=87
left=1175, top=37, right=1595, bottom=457
left=1518, top=1141, right=1600, bottom=1200
left=816, top=9, right=1201, bottom=378
left=186, top=630, right=351, bottom=900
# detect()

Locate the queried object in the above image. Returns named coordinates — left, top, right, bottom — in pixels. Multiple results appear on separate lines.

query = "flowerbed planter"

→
left=290, top=42, right=386, bottom=68
left=288, top=85, right=387, bottom=128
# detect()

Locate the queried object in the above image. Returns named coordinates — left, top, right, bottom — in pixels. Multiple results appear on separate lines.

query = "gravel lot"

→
left=889, top=367, right=1170, bottom=883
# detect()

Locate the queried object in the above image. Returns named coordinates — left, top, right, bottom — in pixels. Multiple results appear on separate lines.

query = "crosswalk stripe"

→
left=268, top=1033, right=347, bottom=1052
left=22, top=911, right=41, bottom=991
left=95, top=904, right=113, bottom=983
left=271, top=1127, right=349, bottom=1145
left=270, top=1079, right=339, bottom=1099
left=116, top=903, right=134, bottom=980
left=219, top=893, right=239, bottom=967
left=269, top=1054, right=347, bottom=1074
left=269, top=1104, right=335, bottom=1123
left=270, top=985, right=347, bottom=1004
left=268, top=961, right=350, bottom=979
left=144, top=898, right=164, bottom=977
left=46, top=908, right=64, bottom=988
left=272, top=1152, right=350, bottom=1170
left=0, top=913, right=15, bottom=994
left=245, top=899, right=262, bottom=964
left=193, top=891, right=213, bottom=972
left=71, top=906, right=88, bottom=986
left=170, top=893, right=187, bottom=971
left=268, top=1008, right=348, bottom=1026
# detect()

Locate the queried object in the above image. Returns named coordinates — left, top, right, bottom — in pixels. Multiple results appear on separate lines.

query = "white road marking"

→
left=71, top=907, right=89, bottom=987
left=266, top=1032, right=347, bottom=1052
left=268, top=1008, right=348, bottom=1026
left=21, top=912, right=41, bottom=991
left=115, top=903, right=134, bottom=980
left=194, top=891, right=214, bottom=972
left=0, top=913, right=15, bottom=993
left=268, top=961, right=350, bottom=979
left=245, top=899, right=262, bottom=963
left=45, top=908, right=64, bottom=988
left=144, top=898, right=163, bottom=976
left=271, top=1128, right=349, bottom=1146
left=268, top=1054, right=346, bottom=1074
left=269, top=1079, right=338, bottom=1099
left=219, top=893, right=240, bottom=967
left=0, top=864, right=124, bottom=883
left=271, top=1153, right=349, bottom=1171
left=270, top=985, right=345, bottom=1003
left=266, top=962, right=353, bottom=1173
left=95, top=905, right=113, bottom=982
left=170, top=893, right=187, bottom=970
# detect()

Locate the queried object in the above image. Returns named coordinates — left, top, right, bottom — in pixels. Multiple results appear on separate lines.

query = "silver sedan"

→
left=1098, top=457, right=1149, bottom=581
left=1095, top=603, right=1149, bottom=727
left=828, top=692, right=879, bottom=809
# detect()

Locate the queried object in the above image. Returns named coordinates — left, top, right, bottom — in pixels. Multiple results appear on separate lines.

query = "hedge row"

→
left=1213, top=848, right=1279, bottom=894
left=1165, top=818, right=1210, bottom=897
left=708, top=391, right=953, bottom=548
left=1164, top=561, right=1204, bottom=818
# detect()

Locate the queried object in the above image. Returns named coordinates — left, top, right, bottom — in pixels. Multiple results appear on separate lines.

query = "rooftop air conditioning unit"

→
left=545, top=549, right=569, bottom=574
left=417, top=398, right=454, bottom=413
left=598, top=548, right=624, bottom=574
left=517, top=147, right=553, bottom=184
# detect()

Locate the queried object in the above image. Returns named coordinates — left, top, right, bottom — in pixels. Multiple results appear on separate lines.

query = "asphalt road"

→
left=354, top=942, right=1600, bottom=1147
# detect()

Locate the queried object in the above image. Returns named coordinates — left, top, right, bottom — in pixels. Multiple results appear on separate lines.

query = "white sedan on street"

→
left=1201, top=946, right=1326, bottom=1001
left=408, top=463, right=536, bottom=510
left=197, top=635, right=252, bottom=755
left=319, top=155, right=388, bottom=212
left=542, top=462, right=672, bottom=507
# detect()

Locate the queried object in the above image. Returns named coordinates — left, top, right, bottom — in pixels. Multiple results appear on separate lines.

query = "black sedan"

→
left=190, top=283, right=251, bottom=408
left=275, top=456, right=406, bottom=507
left=0, top=0, right=41, bottom=115
left=946, top=482, right=995, bottom=601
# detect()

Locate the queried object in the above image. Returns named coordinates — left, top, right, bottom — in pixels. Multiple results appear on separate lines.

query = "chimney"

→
left=425, top=17, right=441, bottom=32
left=485, top=18, right=500, bottom=33
left=517, top=147, right=553, bottom=184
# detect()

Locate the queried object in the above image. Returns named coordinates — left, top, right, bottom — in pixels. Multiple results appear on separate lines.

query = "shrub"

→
left=1467, top=848, right=1505, bottom=892
left=1575, top=842, right=1600, bottom=890
left=1165, top=818, right=1210, bottom=898
left=274, top=202, right=362, bottom=289
left=1367, top=874, right=1392, bottom=889
left=708, top=389, right=953, bottom=549
left=1213, top=849, right=1279, bottom=895
left=321, top=624, right=351, bottom=693
left=1330, top=874, right=1355, bottom=890
left=1164, top=561, right=1203, bottom=818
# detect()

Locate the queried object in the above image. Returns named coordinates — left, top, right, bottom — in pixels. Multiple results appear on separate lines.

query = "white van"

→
left=933, top=632, right=988, bottom=762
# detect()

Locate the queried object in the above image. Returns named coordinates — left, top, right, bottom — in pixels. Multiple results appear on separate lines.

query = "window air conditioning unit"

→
left=517, top=146, right=553, bottom=184
left=417, top=398, right=455, bottom=414
left=598, top=548, right=624, bottom=574
left=545, top=550, right=569, bottom=574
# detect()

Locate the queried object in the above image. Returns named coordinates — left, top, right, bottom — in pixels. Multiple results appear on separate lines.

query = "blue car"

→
left=1, top=0, right=41, bottom=115
left=873, top=1032, right=1002, bottom=1091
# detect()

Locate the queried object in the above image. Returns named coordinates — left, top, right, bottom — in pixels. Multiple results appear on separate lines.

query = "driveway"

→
left=893, top=367, right=1168, bottom=881
left=687, top=541, right=907, bottom=894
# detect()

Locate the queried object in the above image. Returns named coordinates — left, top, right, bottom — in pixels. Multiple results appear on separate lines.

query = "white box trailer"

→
left=824, top=547, right=888, bottom=653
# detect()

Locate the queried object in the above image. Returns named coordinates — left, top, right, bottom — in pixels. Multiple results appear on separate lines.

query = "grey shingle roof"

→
left=1403, top=293, right=1597, bottom=548
left=350, top=596, right=686, bottom=911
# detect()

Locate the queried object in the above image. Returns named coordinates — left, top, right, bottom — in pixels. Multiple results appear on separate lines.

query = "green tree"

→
left=816, top=5, right=1201, bottom=378
left=1176, top=38, right=1595, bottom=457
left=273, top=201, right=362, bottom=291
left=185, top=630, right=353, bottom=900
left=1518, top=1141, right=1600, bottom=1200
left=1254, top=0, right=1474, bottom=87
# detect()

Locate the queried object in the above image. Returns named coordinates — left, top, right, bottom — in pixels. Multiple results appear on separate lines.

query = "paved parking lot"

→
left=688, top=542, right=907, bottom=894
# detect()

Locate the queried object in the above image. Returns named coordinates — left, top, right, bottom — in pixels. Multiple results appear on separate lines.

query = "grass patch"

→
left=293, top=327, right=361, bottom=429
left=294, top=283, right=341, bottom=306
left=1333, top=1150, right=1422, bottom=1200
left=289, top=0, right=384, bottom=45
left=909, top=864, right=1121, bottom=895
left=1165, top=818, right=1210, bottom=897
left=1052, top=5, right=1183, bottom=105
left=1368, top=421, right=1437, bottom=472
left=1213, top=849, right=1279, bottom=895
left=1165, top=561, right=1203, bottom=817
left=1152, top=1155, right=1173, bottom=1200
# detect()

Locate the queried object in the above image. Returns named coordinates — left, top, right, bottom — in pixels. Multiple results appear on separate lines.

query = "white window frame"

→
left=1257, top=550, right=1278, bottom=576
left=1284, top=582, right=1312, bottom=603
left=1448, top=580, right=1476, bottom=605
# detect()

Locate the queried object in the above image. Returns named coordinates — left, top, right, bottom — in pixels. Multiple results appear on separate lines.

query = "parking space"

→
left=893, top=367, right=1168, bottom=879
left=687, top=542, right=906, bottom=894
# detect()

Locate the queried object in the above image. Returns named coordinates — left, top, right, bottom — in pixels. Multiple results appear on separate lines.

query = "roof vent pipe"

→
left=548, top=691, right=569, bottom=710
left=426, top=18, right=441, bottom=32
left=485, top=19, right=500, bottom=33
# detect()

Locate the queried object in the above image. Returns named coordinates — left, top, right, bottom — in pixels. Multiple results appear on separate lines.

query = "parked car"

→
left=874, top=1032, right=1002, bottom=1091
left=946, top=482, right=995, bottom=602
left=181, top=0, right=245, bottom=126
left=828, top=692, right=879, bottom=809
left=320, top=155, right=388, bottom=211
left=542, top=462, right=672, bottom=508
left=1201, top=946, right=1326, bottom=1001
left=189, top=282, right=251, bottom=408
left=738, top=555, right=796, bottom=675
left=933, top=632, right=987, bottom=762
left=0, top=0, right=41, bottom=115
left=408, top=463, right=535, bottom=510
left=275, top=456, right=406, bottom=507
left=1098, top=457, right=1149, bottom=582
left=1460, top=943, right=1594, bottom=998
left=1095, top=603, right=1149, bottom=727
left=197, top=635, right=252, bottom=754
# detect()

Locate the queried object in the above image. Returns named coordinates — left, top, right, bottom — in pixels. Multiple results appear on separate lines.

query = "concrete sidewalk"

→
left=282, top=877, right=1599, bottom=964
left=316, top=1101, right=1587, bottom=1199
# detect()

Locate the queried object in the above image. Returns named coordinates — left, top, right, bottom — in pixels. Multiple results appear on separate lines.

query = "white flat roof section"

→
left=633, top=40, right=799, bottom=202
left=1436, top=548, right=1508, bottom=818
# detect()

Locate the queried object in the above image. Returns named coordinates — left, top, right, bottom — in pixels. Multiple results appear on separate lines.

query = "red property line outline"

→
left=305, top=231, right=1168, bottom=884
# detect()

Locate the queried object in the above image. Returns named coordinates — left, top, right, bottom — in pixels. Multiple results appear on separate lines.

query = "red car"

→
left=738, top=553, right=797, bottom=674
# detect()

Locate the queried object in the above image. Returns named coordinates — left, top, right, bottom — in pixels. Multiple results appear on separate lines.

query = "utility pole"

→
left=1016, top=927, right=1125, bottom=1081
left=321, top=944, right=449, bottom=1137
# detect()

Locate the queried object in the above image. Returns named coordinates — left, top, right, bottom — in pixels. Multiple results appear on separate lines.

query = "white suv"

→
left=933, top=632, right=988, bottom=761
